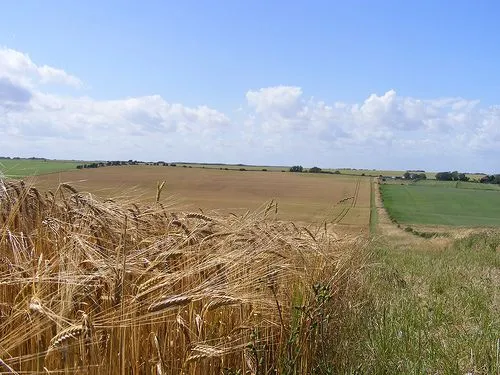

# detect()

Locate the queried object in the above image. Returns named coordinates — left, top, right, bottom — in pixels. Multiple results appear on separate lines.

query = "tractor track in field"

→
left=332, top=177, right=361, bottom=224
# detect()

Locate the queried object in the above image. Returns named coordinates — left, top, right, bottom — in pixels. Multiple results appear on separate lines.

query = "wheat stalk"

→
left=186, top=212, right=215, bottom=222
left=48, top=313, right=91, bottom=351
left=0, top=358, right=18, bottom=374
left=148, top=295, right=193, bottom=312
left=48, top=325, right=86, bottom=351
left=156, top=180, right=166, bottom=203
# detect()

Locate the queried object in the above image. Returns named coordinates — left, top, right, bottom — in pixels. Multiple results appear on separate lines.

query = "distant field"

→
left=385, top=178, right=500, bottom=191
left=380, top=184, right=500, bottom=226
left=336, top=169, right=406, bottom=177
left=411, top=179, right=500, bottom=190
left=32, top=165, right=371, bottom=226
left=0, top=159, right=80, bottom=178
left=175, top=163, right=287, bottom=172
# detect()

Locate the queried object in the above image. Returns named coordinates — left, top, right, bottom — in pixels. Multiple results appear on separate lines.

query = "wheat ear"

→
left=148, top=295, right=193, bottom=312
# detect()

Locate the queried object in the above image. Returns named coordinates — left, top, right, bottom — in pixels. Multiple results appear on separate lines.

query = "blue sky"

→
left=0, top=1, right=499, bottom=172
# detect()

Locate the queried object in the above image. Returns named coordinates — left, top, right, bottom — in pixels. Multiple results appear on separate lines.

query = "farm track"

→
left=332, top=177, right=361, bottom=224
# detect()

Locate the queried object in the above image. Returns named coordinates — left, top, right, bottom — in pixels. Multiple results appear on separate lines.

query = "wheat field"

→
left=32, top=166, right=371, bottom=228
left=0, top=179, right=367, bottom=374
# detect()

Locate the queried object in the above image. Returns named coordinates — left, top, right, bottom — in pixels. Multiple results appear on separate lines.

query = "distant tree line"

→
left=308, top=166, right=341, bottom=174
left=77, top=162, right=105, bottom=169
left=289, top=165, right=341, bottom=174
left=76, top=160, right=175, bottom=169
left=289, top=165, right=304, bottom=172
left=480, top=174, right=500, bottom=184
left=404, top=171, right=427, bottom=180
left=0, top=156, right=48, bottom=161
left=435, top=171, right=469, bottom=182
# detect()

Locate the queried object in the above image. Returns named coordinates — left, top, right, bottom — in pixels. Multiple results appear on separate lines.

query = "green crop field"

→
left=411, top=179, right=500, bottom=190
left=380, top=183, right=500, bottom=226
left=0, top=159, right=81, bottom=178
left=384, top=178, right=500, bottom=190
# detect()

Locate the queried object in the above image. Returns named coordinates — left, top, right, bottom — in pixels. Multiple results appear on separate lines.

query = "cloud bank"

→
left=0, top=47, right=498, bottom=172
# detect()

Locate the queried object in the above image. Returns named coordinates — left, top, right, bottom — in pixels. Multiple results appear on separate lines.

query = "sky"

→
left=0, top=1, right=499, bottom=172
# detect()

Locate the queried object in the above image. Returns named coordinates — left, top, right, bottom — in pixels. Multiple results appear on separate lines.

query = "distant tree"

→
left=451, top=171, right=459, bottom=181
left=482, top=174, right=500, bottom=184
left=289, top=165, right=304, bottom=173
left=435, top=172, right=453, bottom=181
left=404, top=171, right=426, bottom=180
left=480, top=176, right=490, bottom=183
left=458, top=173, right=469, bottom=182
left=309, top=166, right=322, bottom=173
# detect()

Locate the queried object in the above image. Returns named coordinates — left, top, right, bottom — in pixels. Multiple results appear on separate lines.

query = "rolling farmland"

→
left=32, top=165, right=371, bottom=228
left=2, top=164, right=499, bottom=373
left=0, top=166, right=371, bottom=371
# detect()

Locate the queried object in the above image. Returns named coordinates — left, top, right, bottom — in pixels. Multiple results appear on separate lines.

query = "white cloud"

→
left=0, top=47, right=82, bottom=88
left=0, top=47, right=231, bottom=148
left=0, top=47, right=499, bottom=172
left=38, top=65, right=83, bottom=87
left=243, top=85, right=492, bottom=151
left=246, top=86, right=302, bottom=114
left=240, top=85, right=500, bottom=171
left=2, top=93, right=231, bottom=140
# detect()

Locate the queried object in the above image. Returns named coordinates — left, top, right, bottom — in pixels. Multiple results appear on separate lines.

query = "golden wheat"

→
left=0, top=179, right=367, bottom=374
left=148, top=295, right=194, bottom=312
